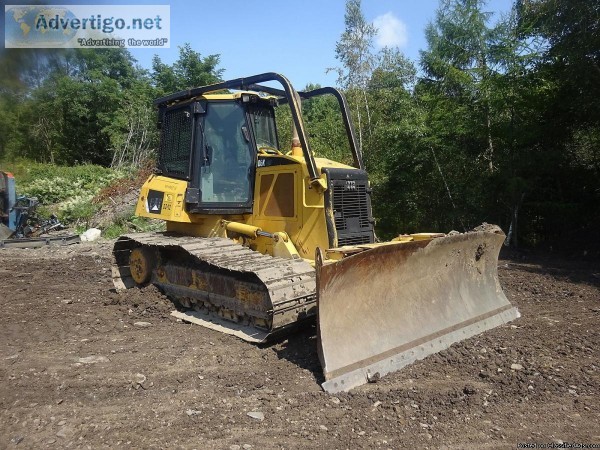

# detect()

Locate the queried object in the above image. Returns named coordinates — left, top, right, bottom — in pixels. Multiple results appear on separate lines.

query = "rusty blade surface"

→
left=316, top=230, right=520, bottom=393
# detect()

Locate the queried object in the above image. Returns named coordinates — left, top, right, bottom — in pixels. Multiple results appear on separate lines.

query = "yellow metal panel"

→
left=302, top=174, right=326, bottom=208
left=410, top=233, right=445, bottom=240
left=135, top=175, right=193, bottom=223
left=251, top=157, right=331, bottom=261
left=133, top=153, right=338, bottom=262
left=166, top=92, right=279, bottom=107
left=166, top=217, right=234, bottom=238
left=314, top=157, right=354, bottom=170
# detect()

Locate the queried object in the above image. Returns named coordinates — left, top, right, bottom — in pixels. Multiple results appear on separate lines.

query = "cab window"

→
left=200, top=102, right=253, bottom=204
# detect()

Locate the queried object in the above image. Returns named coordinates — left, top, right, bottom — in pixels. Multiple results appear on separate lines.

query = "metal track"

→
left=112, top=233, right=317, bottom=342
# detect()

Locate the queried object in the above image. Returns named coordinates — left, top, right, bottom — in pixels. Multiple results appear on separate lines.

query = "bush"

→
left=1, top=161, right=129, bottom=225
left=102, top=215, right=165, bottom=239
left=57, top=196, right=99, bottom=226
left=18, top=164, right=125, bottom=204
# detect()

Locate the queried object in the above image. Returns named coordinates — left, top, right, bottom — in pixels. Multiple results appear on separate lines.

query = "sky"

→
left=128, top=0, right=513, bottom=87
left=3, top=0, right=514, bottom=88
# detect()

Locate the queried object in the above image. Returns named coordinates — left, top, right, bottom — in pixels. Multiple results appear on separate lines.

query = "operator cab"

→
left=157, top=93, right=279, bottom=214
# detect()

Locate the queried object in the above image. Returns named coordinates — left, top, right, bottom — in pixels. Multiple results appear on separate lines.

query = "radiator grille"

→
left=331, top=179, right=373, bottom=247
left=333, top=184, right=370, bottom=230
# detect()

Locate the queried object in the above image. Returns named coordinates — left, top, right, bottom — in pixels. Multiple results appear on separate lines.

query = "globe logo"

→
left=6, top=6, right=78, bottom=47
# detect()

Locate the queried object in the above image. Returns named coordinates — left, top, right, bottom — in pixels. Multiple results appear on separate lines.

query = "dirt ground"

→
left=0, top=240, right=598, bottom=449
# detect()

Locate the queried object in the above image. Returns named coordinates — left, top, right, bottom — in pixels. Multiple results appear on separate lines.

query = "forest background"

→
left=1, top=0, right=598, bottom=252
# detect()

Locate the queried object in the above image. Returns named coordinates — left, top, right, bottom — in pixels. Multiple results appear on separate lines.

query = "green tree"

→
left=1, top=48, right=153, bottom=166
left=517, top=0, right=600, bottom=126
left=364, top=49, right=428, bottom=236
left=301, top=84, right=352, bottom=165
left=330, top=1, right=438, bottom=235
left=1, top=43, right=224, bottom=168
left=330, top=0, right=377, bottom=151
left=420, top=0, right=503, bottom=172
left=45, top=49, right=139, bottom=165
left=514, top=0, right=600, bottom=247
left=106, top=78, right=158, bottom=168
left=414, top=0, right=551, bottom=238
left=152, top=43, right=223, bottom=95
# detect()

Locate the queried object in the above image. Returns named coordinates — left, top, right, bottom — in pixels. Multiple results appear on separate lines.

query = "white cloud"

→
left=373, top=12, right=408, bottom=48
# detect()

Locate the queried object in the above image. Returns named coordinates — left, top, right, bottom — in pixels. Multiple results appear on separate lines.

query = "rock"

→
left=463, top=385, right=476, bottom=395
left=367, top=372, right=380, bottom=383
left=511, top=363, right=523, bottom=371
left=319, top=425, right=328, bottom=432
left=242, top=445, right=252, bottom=450
left=57, top=420, right=66, bottom=426
left=10, top=436, right=24, bottom=445
left=229, top=445, right=241, bottom=450
left=61, top=299, right=73, bottom=305
left=133, top=373, right=147, bottom=389
left=80, top=228, right=101, bottom=242
left=186, top=409, right=201, bottom=416
left=330, top=397, right=340, bottom=405
left=134, top=322, right=152, bottom=328
left=474, top=223, right=502, bottom=234
left=247, top=411, right=264, bottom=421
left=56, top=426, right=73, bottom=438
left=78, top=356, right=109, bottom=364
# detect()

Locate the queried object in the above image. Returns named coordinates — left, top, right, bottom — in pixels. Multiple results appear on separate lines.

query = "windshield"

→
left=200, top=101, right=253, bottom=204
left=249, top=106, right=278, bottom=150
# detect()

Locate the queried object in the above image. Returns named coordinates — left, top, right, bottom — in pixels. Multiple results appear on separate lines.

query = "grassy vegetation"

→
left=0, top=161, right=127, bottom=226
left=0, top=160, right=163, bottom=237
left=102, top=216, right=165, bottom=239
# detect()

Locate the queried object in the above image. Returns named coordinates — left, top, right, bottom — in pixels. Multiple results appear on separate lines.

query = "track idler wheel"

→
left=129, top=247, right=156, bottom=285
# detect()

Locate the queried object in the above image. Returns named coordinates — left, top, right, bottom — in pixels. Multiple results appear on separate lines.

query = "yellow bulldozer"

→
left=112, top=73, right=519, bottom=393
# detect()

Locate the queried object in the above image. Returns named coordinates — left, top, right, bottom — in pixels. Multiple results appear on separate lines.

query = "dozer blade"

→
left=316, top=228, right=519, bottom=393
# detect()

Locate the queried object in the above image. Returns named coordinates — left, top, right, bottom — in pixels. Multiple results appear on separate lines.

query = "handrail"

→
left=154, top=73, right=320, bottom=181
